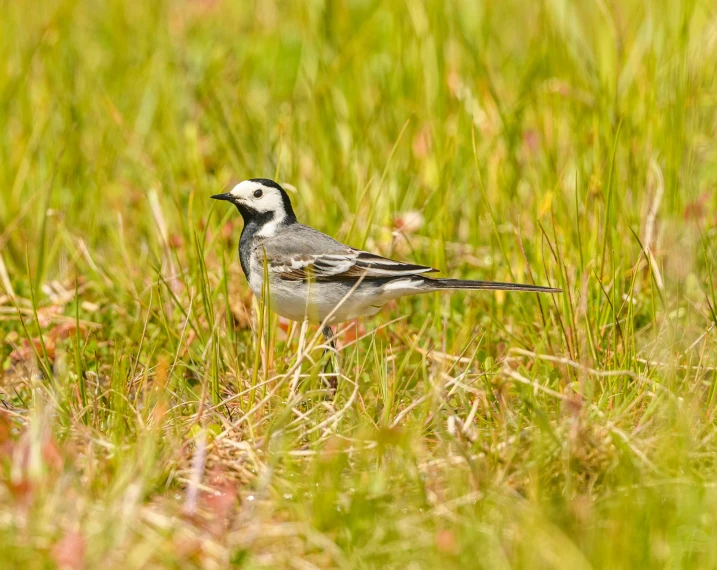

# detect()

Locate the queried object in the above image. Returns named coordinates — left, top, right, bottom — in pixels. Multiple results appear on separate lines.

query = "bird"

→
left=212, top=178, right=560, bottom=380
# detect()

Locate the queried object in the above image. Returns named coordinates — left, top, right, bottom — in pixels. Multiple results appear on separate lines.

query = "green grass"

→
left=1, top=0, right=717, bottom=568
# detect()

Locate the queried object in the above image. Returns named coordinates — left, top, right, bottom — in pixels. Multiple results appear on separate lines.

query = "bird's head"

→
left=212, top=178, right=297, bottom=228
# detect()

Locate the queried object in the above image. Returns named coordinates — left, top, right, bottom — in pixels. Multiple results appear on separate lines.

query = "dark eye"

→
left=253, top=189, right=263, bottom=198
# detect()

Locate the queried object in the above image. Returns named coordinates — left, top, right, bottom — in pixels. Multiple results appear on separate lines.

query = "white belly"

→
left=248, top=270, right=383, bottom=325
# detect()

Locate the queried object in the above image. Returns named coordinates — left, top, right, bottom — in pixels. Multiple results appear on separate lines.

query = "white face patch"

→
left=229, top=180, right=286, bottom=217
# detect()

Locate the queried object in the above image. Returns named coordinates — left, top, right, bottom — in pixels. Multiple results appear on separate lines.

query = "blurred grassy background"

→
left=1, top=0, right=717, bottom=568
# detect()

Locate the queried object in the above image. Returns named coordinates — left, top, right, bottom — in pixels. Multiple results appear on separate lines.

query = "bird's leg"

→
left=322, top=325, right=338, bottom=393
left=290, top=318, right=310, bottom=397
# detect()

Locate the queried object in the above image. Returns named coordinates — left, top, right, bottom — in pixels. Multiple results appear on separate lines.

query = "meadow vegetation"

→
left=1, top=0, right=717, bottom=568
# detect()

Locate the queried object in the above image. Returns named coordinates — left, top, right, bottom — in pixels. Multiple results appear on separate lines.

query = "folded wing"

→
left=260, top=222, right=437, bottom=281
left=268, top=250, right=437, bottom=281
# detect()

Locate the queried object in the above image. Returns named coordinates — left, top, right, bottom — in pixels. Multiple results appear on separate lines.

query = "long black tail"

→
left=425, top=278, right=561, bottom=293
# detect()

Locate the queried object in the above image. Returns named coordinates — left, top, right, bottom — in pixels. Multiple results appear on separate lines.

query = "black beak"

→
left=211, top=192, right=234, bottom=202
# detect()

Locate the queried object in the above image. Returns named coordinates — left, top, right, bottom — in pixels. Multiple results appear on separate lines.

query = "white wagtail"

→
left=212, top=178, right=560, bottom=365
